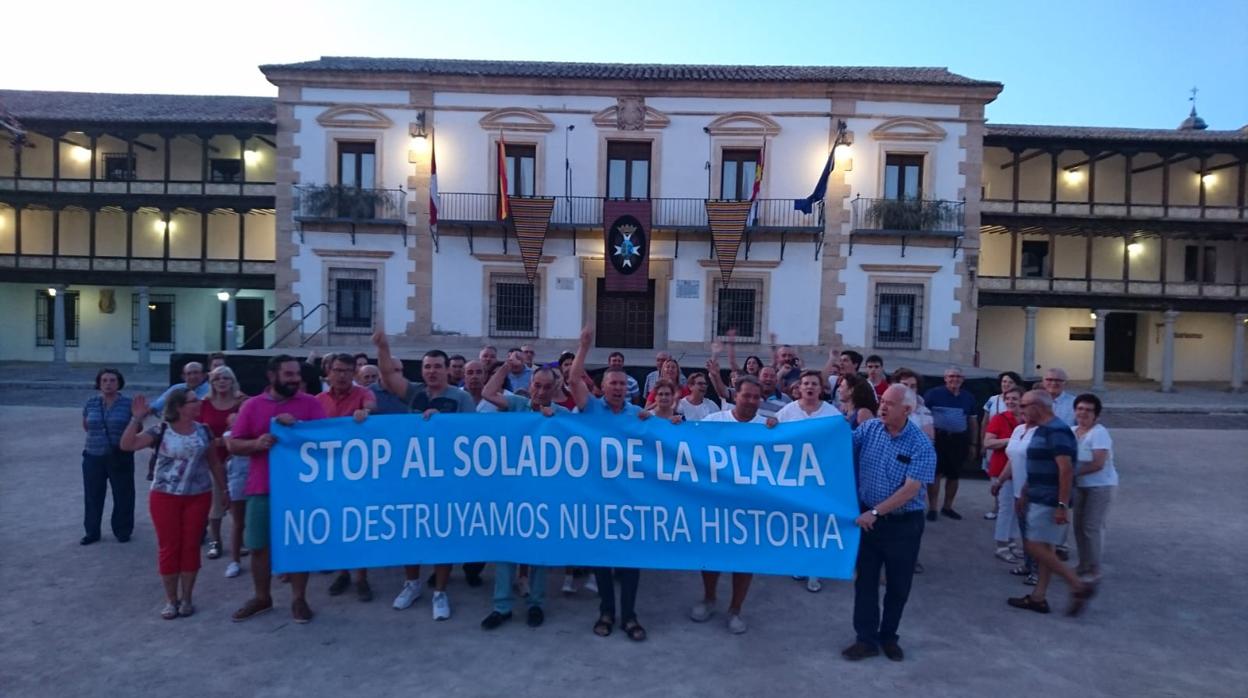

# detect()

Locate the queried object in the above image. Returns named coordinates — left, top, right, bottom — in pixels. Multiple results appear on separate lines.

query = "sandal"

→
left=1009, top=565, right=1029, bottom=576
left=206, top=541, right=222, bottom=560
left=178, top=600, right=195, bottom=617
left=593, top=615, right=614, bottom=637
left=231, top=597, right=274, bottom=623
left=1066, top=581, right=1098, bottom=617
left=622, top=619, right=647, bottom=642
left=1007, top=595, right=1050, bottom=614
left=160, top=602, right=179, bottom=620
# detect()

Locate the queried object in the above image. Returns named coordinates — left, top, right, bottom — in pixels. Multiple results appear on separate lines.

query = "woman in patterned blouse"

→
left=80, top=368, right=135, bottom=545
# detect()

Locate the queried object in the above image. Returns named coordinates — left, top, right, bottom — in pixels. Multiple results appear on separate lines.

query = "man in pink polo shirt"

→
left=317, top=353, right=376, bottom=601
left=227, top=354, right=326, bottom=624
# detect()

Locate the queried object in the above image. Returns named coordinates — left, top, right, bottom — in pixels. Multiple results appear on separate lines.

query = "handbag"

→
left=146, top=422, right=168, bottom=481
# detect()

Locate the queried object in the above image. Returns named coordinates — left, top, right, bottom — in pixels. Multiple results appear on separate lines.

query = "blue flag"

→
left=795, top=149, right=835, bottom=214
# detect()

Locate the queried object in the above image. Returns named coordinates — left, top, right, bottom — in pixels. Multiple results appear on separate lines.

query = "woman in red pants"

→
left=121, top=389, right=225, bottom=619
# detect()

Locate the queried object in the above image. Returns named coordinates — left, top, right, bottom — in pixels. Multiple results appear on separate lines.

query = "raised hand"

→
left=371, top=327, right=388, bottom=349
left=578, top=325, right=593, bottom=349
left=131, top=394, right=149, bottom=419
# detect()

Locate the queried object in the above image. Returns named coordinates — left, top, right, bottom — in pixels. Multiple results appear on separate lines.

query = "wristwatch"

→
left=1056, top=502, right=1069, bottom=510
left=869, top=508, right=880, bottom=517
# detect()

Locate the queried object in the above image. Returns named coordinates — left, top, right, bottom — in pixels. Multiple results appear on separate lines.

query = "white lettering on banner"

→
left=403, top=437, right=441, bottom=478
left=558, top=504, right=691, bottom=543
left=298, top=439, right=391, bottom=482
left=284, top=508, right=331, bottom=545
left=600, top=438, right=624, bottom=478
left=625, top=439, right=644, bottom=480
left=698, top=507, right=844, bottom=549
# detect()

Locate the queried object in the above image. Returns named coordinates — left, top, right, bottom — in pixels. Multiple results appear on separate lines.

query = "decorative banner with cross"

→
left=705, top=200, right=754, bottom=284
left=603, top=199, right=651, bottom=292
left=508, top=197, right=556, bottom=285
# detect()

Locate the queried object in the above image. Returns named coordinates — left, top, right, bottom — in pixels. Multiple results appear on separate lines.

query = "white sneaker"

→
left=995, top=546, right=1019, bottom=563
left=392, top=580, right=423, bottom=610
left=806, top=577, right=822, bottom=593
left=584, top=576, right=598, bottom=594
left=561, top=575, right=577, bottom=595
left=224, top=561, right=241, bottom=578
left=689, top=600, right=716, bottom=622
left=727, top=613, right=748, bottom=634
left=431, top=591, right=451, bottom=621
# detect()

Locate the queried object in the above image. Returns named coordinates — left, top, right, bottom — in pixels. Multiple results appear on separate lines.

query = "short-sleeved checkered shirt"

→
left=852, top=418, right=937, bottom=512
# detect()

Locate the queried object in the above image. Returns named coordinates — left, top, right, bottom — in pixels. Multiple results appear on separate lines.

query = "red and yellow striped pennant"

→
left=508, top=197, right=556, bottom=284
left=705, top=200, right=754, bottom=284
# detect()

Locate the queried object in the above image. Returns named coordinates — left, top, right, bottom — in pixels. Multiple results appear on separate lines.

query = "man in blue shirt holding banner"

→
left=843, top=383, right=936, bottom=663
left=568, top=326, right=652, bottom=642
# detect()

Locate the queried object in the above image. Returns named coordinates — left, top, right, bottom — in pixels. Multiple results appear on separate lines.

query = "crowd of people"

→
left=78, top=333, right=1118, bottom=660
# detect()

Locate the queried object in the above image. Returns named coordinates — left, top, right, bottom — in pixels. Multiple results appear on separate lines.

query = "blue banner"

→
left=269, top=412, right=860, bottom=577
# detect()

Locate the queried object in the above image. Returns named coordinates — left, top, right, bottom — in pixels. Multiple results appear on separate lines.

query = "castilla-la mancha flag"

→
left=603, top=199, right=651, bottom=292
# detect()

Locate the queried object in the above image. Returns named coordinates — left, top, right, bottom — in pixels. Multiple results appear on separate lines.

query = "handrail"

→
left=243, top=301, right=303, bottom=349
left=298, top=304, right=330, bottom=346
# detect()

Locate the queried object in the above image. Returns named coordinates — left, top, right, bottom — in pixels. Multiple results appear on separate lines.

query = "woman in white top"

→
left=1072, top=393, right=1116, bottom=581
left=776, top=369, right=840, bottom=423
left=650, top=379, right=684, bottom=423
left=991, top=403, right=1041, bottom=579
left=677, top=372, right=720, bottom=422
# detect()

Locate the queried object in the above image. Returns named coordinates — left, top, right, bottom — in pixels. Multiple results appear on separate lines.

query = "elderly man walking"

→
left=1041, top=367, right=1076, bottom=425
left=842, top=384, right=936, bottom=662
left=1007, top=390, right=1097, bottom=616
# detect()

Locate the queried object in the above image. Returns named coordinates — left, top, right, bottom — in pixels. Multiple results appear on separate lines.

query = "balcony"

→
left=0, top=253, right=276, bottom=286
left=849, top=197, right=964, bottom=255
left=0, top=175, right=275, bottom=201
left=978, top=275, right=1247, bottom=301
left=437, top=193, right=824, bottom=231
left=293, top=185, right=405, bottom=225
left=982, top=198, right=1245, bottom=222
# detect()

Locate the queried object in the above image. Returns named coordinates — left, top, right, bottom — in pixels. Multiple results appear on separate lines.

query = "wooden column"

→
left=1085, top=228, right=1094, bottom=292
left=88, top=134, right=97, bottom=192
left=1049, top=150, right=1059, bottom=213
left=124, top=208, right=133, bottom=271
left=1009, top=228, right=1019, bottom=289
left=1047, top=229, right=1056, bottom=289
left=237, top=135, right=248, bottom=195
left=1159, top=235, right=1168, bottom=294
left=1161, top=154, right=1171, bottom=216
left=52, top=206, right=60, bottom=266
left=1235, top=235, right=1244, bottom=292
left=200, top=209, right=209, bottom=273
left=1122, top=233, right=1131, bottom=292
left=1196, top=233, right=1206, bottom=295
left=88, top=208, right=96, bottom=271
left=161, top=210, right=171, bottom=272
left=1087, top=149, right=1098, bottom=215
left=201, top=135, right=210, bottom=195
left=163, top=134, right=172, bottom=195
left=126, top=136, right=134, bottom=194
left=1011, top=148, right=1022, bottom=213
left=13, top=204, right=21, bottom=258
left=1238, top=160, right=1246, bottom=219
left=52, top=134, right=60, bottom=192
left=1198, top=154, right=1208, bottom=219
left=1123, top=151, right=1134, bottom=216
left=237, top=209, right=247, bottom=274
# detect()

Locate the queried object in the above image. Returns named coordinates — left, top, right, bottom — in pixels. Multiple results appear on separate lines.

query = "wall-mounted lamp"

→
left=243, top=149, right=261, bottom=164
left=217, top=291, right=231, bottom=302
left=410, top=111, right=428, bottom=139
left=70, top=146, right=92, bottom=163
left=1063, top=168, right=1084, bottom=185
left=47, top=287, right=57, bottom=297
left=154, top=219, right=174, bottom=234
left=1127, top=241, right=1143, bottom=255
left=147, top=303, right=157, bottom=311
left=1200, top=172, right=1217, bottom=186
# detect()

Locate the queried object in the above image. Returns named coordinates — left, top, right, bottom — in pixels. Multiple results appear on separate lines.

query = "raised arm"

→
left=705, top=358, right=730, bottom=405
left=482, top=355, right=515, bottom=410
left=821, top=346, right=839, bottom=381
left=120, top=395, right=156, bottom=451
left=568, top=325, right=593, bottom=411
left=371, top=327, right=411, bottom=399
left=723, top=328, right=740, bottom=372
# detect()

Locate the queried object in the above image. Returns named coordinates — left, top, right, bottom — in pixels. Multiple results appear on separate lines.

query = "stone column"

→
left=136, top=285, right=151, bottom=366
left=1091, top=309, right=1107, bottom=392
left=224, top=292, right=238, bottom=351
left=51, top=285, right=67, bottom=365
left=1232, top=313, right=1247, bottom=392
left=1160, top=309, right=1179, bottom=392
left=1022, top=306, right=1038, bottom=379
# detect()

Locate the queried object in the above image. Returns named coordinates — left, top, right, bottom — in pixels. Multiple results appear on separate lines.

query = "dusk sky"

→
left=5, top=0, right=1246, bottom=130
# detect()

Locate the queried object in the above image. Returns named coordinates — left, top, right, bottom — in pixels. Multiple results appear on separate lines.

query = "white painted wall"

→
left=289, top=228, right=416, bottom=336
left=837, top=244, right=964, bottom=353
left=0, top=283, right=274, bottom=363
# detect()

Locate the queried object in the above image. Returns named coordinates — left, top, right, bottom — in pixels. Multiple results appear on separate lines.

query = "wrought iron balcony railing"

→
left=437, top=193, right=824, bottom=231
left=293, top=184, right=405, bottom=223
left=850, top=196, right=964, bottom=235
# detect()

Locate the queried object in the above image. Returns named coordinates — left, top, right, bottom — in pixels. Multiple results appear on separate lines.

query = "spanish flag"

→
left=750, top=141, right=765, bottom=202
left=497, top=136, right=510, bottom=221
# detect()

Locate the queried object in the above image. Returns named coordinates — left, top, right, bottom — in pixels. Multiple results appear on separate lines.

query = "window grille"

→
left=329, top=268, right=376, bottom=334
left=35, top=290, right=80, bottom=347
left=131, top=293, right=176, bottom=350
left=490, top=274, right=537, bottom=337
left=713, top=278, right=763, bottom=340
left=874, top=284, right=924, bottom=349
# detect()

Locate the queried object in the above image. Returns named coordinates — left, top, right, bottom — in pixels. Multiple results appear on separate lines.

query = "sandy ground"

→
left=1, top=405, right=1245, bottom=697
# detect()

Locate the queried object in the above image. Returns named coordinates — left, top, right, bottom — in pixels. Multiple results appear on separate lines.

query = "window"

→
left=329, top=268, right=375, bottom=334
left=490, top=274, right=538, bottom=337
left=337, top=142, right=376, bottom=189
left=103, top=153, right=136, bottom=181
left=502, top=144, right=536, bottom=197
left=35, top=290, right=80, bottom=347
left=606, top=141, right=651, bottom=200
left=874, top=283, right=924, bottom=349
left=131, top=293, right=176, bottom=350
left=1020, top=240, right=1049, bottom=278
left=1183, top=245, right=1216, bottom=283
left=210, top=158, right=242, bottom=183
left=884, top=154, right=923, bottom=200
left=713, top=278, right=763, bottom=339
left=721, top=149, right=760, bottom=200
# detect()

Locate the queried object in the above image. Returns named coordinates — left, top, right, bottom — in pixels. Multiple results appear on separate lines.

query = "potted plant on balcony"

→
left=299, top=184, right=390, bottom=220
left=865, top=198, right=958, bottom=232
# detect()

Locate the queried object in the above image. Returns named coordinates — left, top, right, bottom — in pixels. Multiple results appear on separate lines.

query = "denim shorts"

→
left=226, top=456, right=250, bottom=501
left=1026, top=504, right=1068, bottom=545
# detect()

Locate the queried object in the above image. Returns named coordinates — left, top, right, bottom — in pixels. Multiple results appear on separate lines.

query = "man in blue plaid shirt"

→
left=842, top=384, right=936, bottom=663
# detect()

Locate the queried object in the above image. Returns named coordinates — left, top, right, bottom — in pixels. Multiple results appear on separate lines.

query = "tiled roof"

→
left=987, top=123, right=1248, bottom=144
left=0, top=90, right=275, bottom=125
left=262, top=56, right=999, bottom=87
